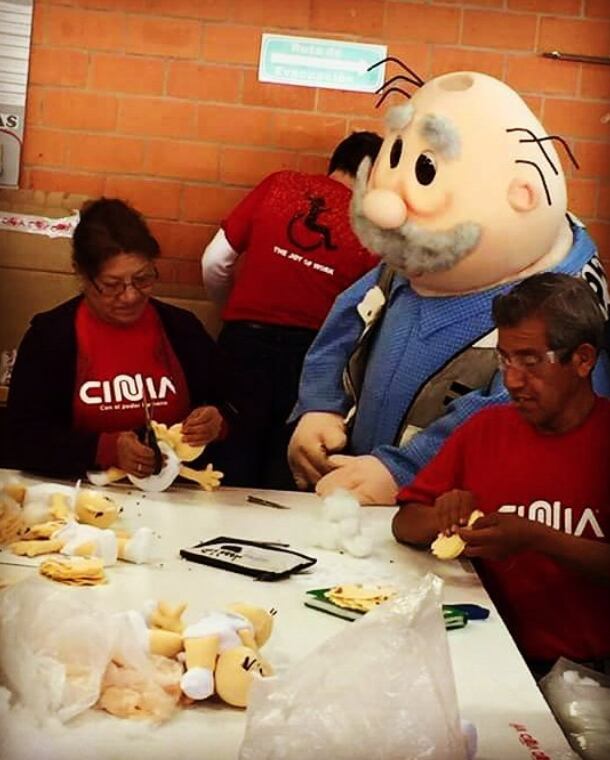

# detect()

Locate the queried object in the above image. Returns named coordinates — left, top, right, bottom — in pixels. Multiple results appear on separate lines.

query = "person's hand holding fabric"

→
left=116, top=431, right=157, bottom=476
left=459, top=512, right=536, bottom=560
left=182, top=406, right=224, bottom=446
left=316, top=454, right=398, bottom=505
left=288, top=412, right=347, bottom=489
left=434, top=489, right=479, bottom=536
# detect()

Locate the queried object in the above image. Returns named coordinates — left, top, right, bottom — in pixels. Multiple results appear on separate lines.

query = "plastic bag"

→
left=0, top=577, right=142, bottom=723
left=540, top=657, right=610, bottom=760
left=239, top=573, right=470, bottom=760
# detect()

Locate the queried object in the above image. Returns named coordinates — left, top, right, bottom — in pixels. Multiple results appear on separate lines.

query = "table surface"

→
left=0, top=472, right=576, bottom=760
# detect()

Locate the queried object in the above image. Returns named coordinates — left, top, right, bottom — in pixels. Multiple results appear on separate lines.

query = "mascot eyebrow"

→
left=368, top=56, right=425, bottom=108
left=506, top=127, right=580, bottom=206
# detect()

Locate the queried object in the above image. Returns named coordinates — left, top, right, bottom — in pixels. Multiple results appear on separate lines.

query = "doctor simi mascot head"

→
left=352, top=66, right=577, bottom=296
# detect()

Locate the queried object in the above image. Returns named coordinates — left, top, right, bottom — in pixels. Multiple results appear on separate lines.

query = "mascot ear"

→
left=507, top=177, right=539, bottom=212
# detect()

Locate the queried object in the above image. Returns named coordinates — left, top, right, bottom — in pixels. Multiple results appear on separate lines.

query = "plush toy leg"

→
left=87, top=467, right=127, bottom=487
left=144, top=600, right=187, bottom=634
left=179, top=464, right=223, bottom=492
left=180, top=635, right=219, bottom=700
left=149, top=629, right=184, bottom=659
left=117, top=527, right=153, bottom=564
left=215, top=646, right=274, bottom=708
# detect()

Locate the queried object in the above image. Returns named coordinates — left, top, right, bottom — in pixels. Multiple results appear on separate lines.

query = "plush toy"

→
left=313, top=488, right=373, bottom=558
left=289, top=65, right=610, bottom=505
left=88, top=421, right=223, bottom=493
left=180, top=602, right=275, bottom=708
left=3, top=481, right=153, bottom=567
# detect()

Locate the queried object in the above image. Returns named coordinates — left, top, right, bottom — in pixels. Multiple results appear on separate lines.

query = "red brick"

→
left=507, top=56, right=578, bottom=96
left=47, top=6, right=126, bottom=51
left=272, top=112, right=346, bottom=152
left=26, top=168, right=105, bottom=197
left=566, top=177, right=599, bottom=218
left=42, top=90, right=118, bottom=131
left=91, top=54, right=165, bottom=95
left=242, top=70, right=315, bottom=111
left=29, top=48, right=89, bottom=87
left=441, top=0, right=502, bottom=5
left=585, top=0, right=610, bottom=18
left=174, top=257, right=209, bottom=284
left=233, top=0, right=310, bottom=28
left=431, top=47, right=505, bottom=80
left=317, top=89, right=378, bottom=117
left=523, top=94, right=543, bottom=119
left=386, top=42, right=430, bottom=85
left=145, top=0, right=230, bottom=20
left=462, top=10, right=536, bottom=50
left=581, top=67, right=610, bottom=99
left=347, top=116, right=384, bottom=136
left=118, top=98, right=197, bottom=139
left=149, top=220, right=209, bottom=261
left=22, top=127, right=67, bottom=167
left=574, top=141, right=610, bottom=180
left=56, top=0, right=146, bottom=10
left=196, top=104, right=273, bottom=146
left=384, top=4, right=460, bottom=45
left=146, top=140, right=219, bottom=181
left=220, top=147, right=297, bottom=186
left=508, top=0, right=581, bottom=12
left=126, top=16, right=201, bottom=58
left=67, top=134, right=146, bottom=173
left=311, top=0, right=384, bottom=37
left=598, top=183, right=610, bottom=218
left=543, top=99, right=610, bottom=140
left=539, top=18, right=610, bottom=58
left=25, top=86, right=44, bottom=126
left=31, top=3, right=47, bottom=46
left=296, top=153, right=329, bottom=175
left=168, top=62, right=241, bottom=102
left=202, top=25, right=261, bottom=65
left=103, top=177, right=182, bottom=219
left=182, top=185, right=247, bottom=223
left=588, top=221, right=610, bottom=257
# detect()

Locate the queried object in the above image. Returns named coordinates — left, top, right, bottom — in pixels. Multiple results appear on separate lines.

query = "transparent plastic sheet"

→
left=0, top=577, right=147, bottom=723
left=239, top=573, right=469, bottom=760
left=540, top=657, right=610, bottom=760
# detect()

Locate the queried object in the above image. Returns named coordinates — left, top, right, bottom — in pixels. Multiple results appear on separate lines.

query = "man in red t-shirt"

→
left=202, top=132, right=382, bottom=488
left=393, top=273, right=610, bottom=677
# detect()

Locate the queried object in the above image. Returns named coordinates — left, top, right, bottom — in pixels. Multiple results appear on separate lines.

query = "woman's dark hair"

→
left=492, top=272, right=605, bottom=356
left=72, top=198, right=160, bottom=280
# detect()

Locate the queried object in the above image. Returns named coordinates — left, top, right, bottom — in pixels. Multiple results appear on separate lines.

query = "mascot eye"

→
left=389, top=137, right=403, bottom=168
left=415, top=153, right=436, bottom=185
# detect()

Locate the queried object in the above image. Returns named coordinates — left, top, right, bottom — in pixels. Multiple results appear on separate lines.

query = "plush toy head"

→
left=352, top=70, right=573, bottom=295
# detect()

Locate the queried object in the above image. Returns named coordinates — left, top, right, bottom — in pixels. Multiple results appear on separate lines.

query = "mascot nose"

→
left=361, top=188, right=408, bottom=229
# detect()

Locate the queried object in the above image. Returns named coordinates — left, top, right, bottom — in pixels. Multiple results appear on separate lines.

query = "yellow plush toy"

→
left=88, top=421, right=223, bottom=493
left=144, top=600, right=276, bottom=708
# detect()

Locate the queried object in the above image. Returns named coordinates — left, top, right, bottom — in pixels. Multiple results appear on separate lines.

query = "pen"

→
left=247, top=495, right=291, bottom=510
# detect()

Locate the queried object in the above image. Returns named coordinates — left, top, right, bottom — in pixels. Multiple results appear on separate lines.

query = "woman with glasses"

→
left=5, top=198, right=235, bottom=480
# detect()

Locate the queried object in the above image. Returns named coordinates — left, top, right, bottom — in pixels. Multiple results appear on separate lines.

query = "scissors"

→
left=140, top=383, right=163, bottom=475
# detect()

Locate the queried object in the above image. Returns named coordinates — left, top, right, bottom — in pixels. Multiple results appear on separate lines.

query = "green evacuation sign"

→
left=258, top=34, right=387, bottom=93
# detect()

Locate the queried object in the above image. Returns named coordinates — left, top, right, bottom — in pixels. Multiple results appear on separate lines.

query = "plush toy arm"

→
left=180, top=464, right=223, bottom=492
left=289, top=265, right=383, bottom=424
left=373, top=378, right=510, bottom=489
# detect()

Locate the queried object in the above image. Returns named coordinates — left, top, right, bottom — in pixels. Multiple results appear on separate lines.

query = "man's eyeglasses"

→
left=91, top=267, right=158, bottom=297
left=495, top=349, right=564, bottom=375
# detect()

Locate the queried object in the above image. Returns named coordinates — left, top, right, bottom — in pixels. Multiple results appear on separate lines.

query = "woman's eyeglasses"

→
left=91, top=267, right=158, bottom=297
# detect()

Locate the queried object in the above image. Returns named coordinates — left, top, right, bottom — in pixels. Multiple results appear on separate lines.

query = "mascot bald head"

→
left=352, top=69, right=577, bottom=295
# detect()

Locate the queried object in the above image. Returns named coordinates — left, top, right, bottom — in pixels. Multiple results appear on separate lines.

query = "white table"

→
left=0, top=473, right=576, bottom=760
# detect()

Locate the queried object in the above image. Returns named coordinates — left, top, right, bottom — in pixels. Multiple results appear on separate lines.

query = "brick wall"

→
left=5, top=0, right=610, bottom=284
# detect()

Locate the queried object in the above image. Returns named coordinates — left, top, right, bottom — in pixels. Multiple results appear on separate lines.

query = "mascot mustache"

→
left=350, top=158, right=481, bottom=277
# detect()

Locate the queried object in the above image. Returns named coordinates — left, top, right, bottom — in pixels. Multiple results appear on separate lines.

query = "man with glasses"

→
left=392, top=272, right=610, bottom=677
left=5, top=198, right=237, bottom=480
